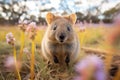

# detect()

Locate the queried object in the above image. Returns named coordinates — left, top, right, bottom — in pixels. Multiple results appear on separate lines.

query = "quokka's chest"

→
left=47, top=42, right=74, bottom=53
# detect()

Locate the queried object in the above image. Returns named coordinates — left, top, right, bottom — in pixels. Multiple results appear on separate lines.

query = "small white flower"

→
left=23, top=48, right=29, bottom=54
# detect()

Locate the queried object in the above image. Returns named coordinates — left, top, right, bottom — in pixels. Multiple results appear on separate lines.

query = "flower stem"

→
left=13, top=46, right=21, bottom=80
left=30, top=40, right=35, bottom=80
left=19, top=31, right=25, bottom=60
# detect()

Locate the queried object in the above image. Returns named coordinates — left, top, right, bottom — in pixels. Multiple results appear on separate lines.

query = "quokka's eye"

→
left=53, top=25, right=57, bottom=30
left=67, top=26, right=71, bottom=31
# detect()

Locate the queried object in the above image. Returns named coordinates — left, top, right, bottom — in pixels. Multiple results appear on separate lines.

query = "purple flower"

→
left=74, top=55, right=106, bottom=80
left=73, top=76, right=82, bottom=80
left=4, top=56, right=21, bottom=72
left=23, top=20, right=29, bottom=24
left=114, top=13, right=120, bottom=25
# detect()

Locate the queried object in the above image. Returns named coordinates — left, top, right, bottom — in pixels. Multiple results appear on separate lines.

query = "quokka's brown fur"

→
left=41, top=12, right=80, bottom=66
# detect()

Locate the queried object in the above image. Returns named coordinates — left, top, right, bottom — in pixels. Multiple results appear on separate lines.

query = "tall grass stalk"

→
left=30, top=40, right=35, bottom=80
left=13, top=46, right=21, bottom=80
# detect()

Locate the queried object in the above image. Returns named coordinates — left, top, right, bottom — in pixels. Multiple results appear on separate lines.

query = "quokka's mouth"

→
left=58, top=38, right=67, bottom=43
left=56, top=37, right=66, bottom=43
left=60, top=40, right=64, bottom=43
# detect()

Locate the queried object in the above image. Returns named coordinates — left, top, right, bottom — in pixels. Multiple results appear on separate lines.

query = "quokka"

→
left=41, top=12, right=80, bottom=66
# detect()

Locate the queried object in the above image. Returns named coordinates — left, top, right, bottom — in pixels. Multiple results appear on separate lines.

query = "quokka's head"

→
left=46, top=12, right=77, bottom=43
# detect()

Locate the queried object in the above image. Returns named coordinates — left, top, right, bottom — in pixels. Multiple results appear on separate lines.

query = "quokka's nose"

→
left=59, top=34, right=65, bottom=40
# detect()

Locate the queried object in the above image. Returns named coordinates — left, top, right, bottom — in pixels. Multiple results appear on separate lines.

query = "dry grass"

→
left=0, top=26, right=119, bottom=80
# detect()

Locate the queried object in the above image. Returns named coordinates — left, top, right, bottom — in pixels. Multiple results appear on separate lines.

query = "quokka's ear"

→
left=65, top=14, right=77, bottom=24
left=46, top=12, right=55, bottom=24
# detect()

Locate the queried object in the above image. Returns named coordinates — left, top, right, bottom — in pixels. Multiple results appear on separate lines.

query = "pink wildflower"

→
left=18, top=20, right=29, bottom=32
left=26, top=22, right=38, bottom=40
left=6, top=32, right=15, bottom=46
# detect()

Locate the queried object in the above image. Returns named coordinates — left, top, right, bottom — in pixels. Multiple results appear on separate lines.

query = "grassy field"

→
left=0, top=26, right=119, bottom=80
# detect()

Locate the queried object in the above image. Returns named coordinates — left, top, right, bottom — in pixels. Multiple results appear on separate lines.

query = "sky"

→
left=22, top=0, right=120, bottom=17
left=0, top=0, right=120, bottom=20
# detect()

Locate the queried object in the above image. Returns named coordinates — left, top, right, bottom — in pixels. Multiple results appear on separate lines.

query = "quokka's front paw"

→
left=65, top=55, right=70, bottom=67
left=47, top=60, right=51, bottom=68
left=53, top=55, right=59, bottom=64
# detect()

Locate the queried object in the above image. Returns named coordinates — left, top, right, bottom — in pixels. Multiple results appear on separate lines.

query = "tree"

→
left=75, top=12, right=84, bottom=21
left=103, top=3, right=120, bottom=18
left=0, top=0, right=28, bottom=25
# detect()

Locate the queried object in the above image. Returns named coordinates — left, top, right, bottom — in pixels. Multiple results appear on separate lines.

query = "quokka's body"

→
left=41, top=13, right=80, bottom=66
